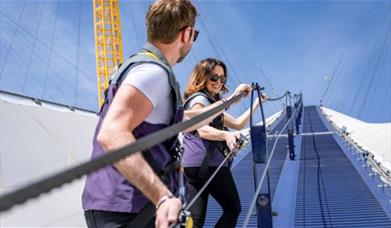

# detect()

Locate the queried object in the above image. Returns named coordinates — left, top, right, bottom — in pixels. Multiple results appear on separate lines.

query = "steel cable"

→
left=0, top=91, right=247, bottom=212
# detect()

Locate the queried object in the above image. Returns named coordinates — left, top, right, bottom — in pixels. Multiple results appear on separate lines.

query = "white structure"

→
left=321, top=107, right=391, bottom=171
left=0, top=92, right=97, bottom=227
left=1, top=91, right=389, bottom=227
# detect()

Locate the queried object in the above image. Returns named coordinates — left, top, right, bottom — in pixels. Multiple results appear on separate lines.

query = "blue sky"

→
left=0, top=0, right=390, bottom=123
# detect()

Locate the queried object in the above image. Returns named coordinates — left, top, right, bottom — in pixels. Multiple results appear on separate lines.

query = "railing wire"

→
left=0, top=91, right=247, bottom=212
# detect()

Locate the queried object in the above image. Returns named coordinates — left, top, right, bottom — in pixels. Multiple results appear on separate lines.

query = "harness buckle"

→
left=170, top=210, right=193, bottom=228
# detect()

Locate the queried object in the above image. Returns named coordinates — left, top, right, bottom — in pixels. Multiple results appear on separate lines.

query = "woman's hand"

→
left=224, top=131, right=242, bottom=155
left=253, top=93, right=268, bottom=108
left=261, top=93, right=268, bottom=102
left=227, top=84, right=252, bottom=104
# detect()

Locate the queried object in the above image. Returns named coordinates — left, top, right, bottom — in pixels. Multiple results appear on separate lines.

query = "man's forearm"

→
left=115, top=152, right=170, bottom=205
left=99, top=131, right=170, bottom=205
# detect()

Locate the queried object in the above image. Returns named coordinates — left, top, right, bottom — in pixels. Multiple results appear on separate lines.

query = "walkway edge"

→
left=317, top=106, right=391, bottom=220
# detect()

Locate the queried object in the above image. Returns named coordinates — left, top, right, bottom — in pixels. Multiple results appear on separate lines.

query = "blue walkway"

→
left=203, top=105, right=391, bottom=227
left=294, top=106, right=391, bottom=227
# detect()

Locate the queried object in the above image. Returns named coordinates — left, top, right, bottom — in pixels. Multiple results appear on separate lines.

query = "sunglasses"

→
left=193, top=29, right=199, bottom=42
left=209, top=74, right=227, bottom=84
left=179, top=26, right=199, bottom=42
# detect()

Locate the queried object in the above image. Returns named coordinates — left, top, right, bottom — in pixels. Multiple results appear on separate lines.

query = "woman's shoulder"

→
left=185, top=93, right=212, bottom=109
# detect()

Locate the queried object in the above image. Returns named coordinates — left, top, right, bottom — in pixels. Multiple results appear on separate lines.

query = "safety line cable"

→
left=267, top=91, right=289, bottom=102
left=0, top=91, right=247, bottom=212
left=184, top=151, right=234, bottom=211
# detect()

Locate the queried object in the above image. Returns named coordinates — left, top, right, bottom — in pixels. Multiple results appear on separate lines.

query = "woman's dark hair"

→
left=184, top=58, right=228, bottom=100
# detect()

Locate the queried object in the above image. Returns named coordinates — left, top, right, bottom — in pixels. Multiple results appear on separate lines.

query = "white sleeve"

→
left=122, top=63, right=170, bottom=107
left=186, top=95, right=211, bottom=109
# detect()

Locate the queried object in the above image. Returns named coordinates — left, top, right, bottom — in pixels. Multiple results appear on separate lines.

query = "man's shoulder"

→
left=123, top=62, right=169, bottom=84
left=129, top=62, right=168, bottom=76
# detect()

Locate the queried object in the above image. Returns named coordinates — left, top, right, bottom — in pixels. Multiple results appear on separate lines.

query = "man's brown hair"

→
left=146, top=0, right=197, bottom=44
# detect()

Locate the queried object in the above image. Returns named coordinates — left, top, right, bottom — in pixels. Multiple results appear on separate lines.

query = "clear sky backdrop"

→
left=0, top=0, right=390, bottom=123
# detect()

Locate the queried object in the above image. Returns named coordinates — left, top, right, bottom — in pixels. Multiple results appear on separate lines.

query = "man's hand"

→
left=155, top=197, right=182, bottom=228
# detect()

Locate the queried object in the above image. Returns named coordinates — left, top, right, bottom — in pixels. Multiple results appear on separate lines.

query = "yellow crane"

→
left=93, top=0, right=123, bottom=107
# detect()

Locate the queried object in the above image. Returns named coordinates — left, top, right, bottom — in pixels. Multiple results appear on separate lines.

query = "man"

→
left=82, top=0, right=251, bottom=227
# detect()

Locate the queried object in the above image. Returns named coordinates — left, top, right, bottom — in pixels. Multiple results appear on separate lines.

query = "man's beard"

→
left=177, top=45, right=191, bottom=63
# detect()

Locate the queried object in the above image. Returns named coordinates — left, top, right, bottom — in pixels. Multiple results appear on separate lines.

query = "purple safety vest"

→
left=82, top=43, right=184, bottom=213
left=182, top=90, right=229, bottom=168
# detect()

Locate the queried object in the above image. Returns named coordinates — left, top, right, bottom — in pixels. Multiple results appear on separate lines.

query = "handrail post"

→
left=294, top=98, right=300, bottom=134
left=250, top=83, right=273, bottom=228
left=256, top=194, right=273, bottom=228
left=243, top=94, right=301, bottom=228
left=286, top=96, right=295, bottom=160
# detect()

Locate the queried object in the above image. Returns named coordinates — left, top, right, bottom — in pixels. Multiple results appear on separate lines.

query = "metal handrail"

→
left=242, top=105, right=300, bottom=227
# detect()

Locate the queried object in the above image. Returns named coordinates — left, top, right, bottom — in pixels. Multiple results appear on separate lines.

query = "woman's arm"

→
left=183, top=84, right=253, bottom=133
left=197, top=125, right=241, bottom=154
left=224, top=96, right=267, bottom=130
left=197, top=125, right=227, bottom=141
left=187, top=103, right=241, bottom=152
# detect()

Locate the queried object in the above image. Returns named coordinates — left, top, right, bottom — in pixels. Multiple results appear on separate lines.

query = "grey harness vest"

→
left=184, top=90, right=230, bottom=178
left=103, top=43, right=184, bottom=154
left=82, top=43, right=184, bottom=226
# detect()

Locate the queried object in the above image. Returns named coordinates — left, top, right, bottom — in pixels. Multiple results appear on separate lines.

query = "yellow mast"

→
left=93, top=0, right=123, bottom=108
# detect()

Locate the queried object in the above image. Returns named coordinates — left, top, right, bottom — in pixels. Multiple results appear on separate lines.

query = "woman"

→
left=182, top=58, right=266, bottom=228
